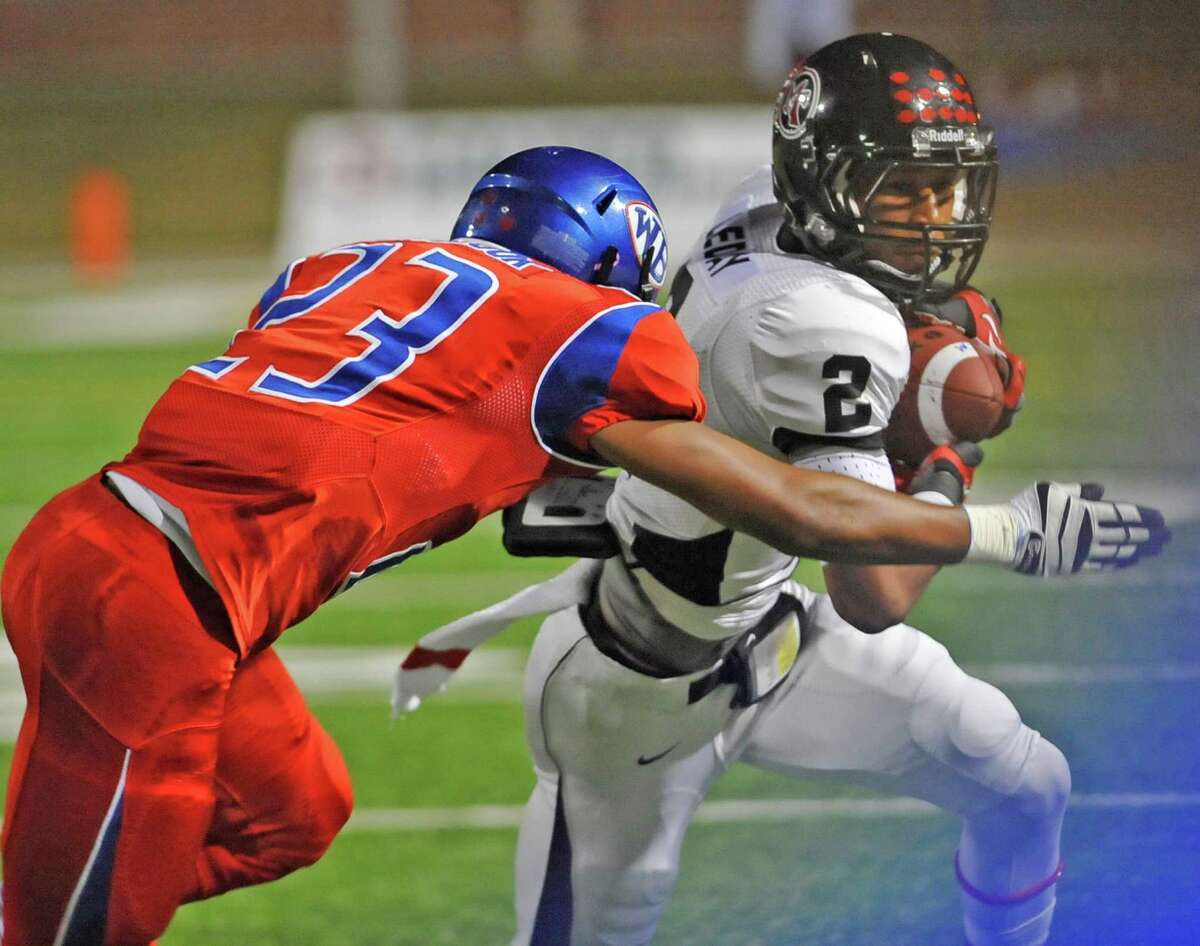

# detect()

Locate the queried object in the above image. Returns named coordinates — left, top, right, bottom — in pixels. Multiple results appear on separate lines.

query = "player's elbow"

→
left=824, top=566, right=916, bottom=634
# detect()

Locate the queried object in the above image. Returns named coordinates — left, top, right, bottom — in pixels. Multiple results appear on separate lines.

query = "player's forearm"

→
left=720, top=463, right=971, bottom=564
left=823, top=563, right=941, bottom=633
left=593, top=420, right=972, bottom=565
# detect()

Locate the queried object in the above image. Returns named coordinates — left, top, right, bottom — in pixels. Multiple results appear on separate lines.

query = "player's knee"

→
left=303, top=772, right=355, bottom=863
left=910, top=660, right=1058, bottom=802
left=1013, top=737, right=1071, bottom=820
left=584, top=865, right=678, bottom=941
left=278, top=802, right=352, bottom=872
left=950, top=676, right=1023, bottom=759
left=278, top=745, right=354, bottom=868
left=320, top=778, right=355, bottom=844
left=911, top=661, right=1022, bottom=760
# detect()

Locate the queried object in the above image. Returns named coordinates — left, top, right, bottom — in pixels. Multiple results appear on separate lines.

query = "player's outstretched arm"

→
left=594, top=419, right=972, bottom=564
left=591, top=419, right=1170, bottom=574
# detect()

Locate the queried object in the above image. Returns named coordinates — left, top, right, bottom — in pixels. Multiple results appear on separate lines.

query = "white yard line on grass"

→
left=320, top=562, right=1200, bottom=609
left=0, top=646, right=1197, bottom=743
left=0, top=259, right=270, bottom=350
left=345, top=791, right=1200, bottom=833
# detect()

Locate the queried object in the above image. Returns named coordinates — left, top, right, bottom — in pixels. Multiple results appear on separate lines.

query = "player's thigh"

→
left=737, top=594, right=1034, bottom=802
left=524, top=606, right=732, bottom=873
left=3, top=476, right=239, bottom=749
left=528, top=606, right=734, bottom=790
left=734, top=594, right=944, bottom=774
left=212, top=646, right=353, bottom=837
left=1, top=485, right=241, bottom=943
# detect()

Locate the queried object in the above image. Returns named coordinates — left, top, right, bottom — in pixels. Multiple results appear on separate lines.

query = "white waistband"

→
left=104, top=471, right=214, bottom=587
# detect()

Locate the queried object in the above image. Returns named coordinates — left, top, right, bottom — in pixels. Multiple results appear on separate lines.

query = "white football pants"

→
left=511, top=583, right=1069, bottom=946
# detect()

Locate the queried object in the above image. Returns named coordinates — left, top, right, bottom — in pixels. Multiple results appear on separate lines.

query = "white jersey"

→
left=598, top=166, right=909, bottom=666
left=511, top=179, right=1064, bottom=946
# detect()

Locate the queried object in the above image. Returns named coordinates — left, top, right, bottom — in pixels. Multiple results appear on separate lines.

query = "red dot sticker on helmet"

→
left=965, top=92, right=974, bottom=104
left=898, top=109, right=916, bottom=124
left=951, top=87, right=965, bottom=102
left=918, top=88, right=934, bottom=101
left=955, top=107, right=970, bottom=123
left=929, top=68, right=947, bottom=81
left=890, top=71, right=910, bottom=84
left=938, top=106, right=953, bottom=120
left=894, top=89, right=913, bottom=103
left=920, top=107, right=935, bottom=122
left=954, top=73, right=966, bottom=85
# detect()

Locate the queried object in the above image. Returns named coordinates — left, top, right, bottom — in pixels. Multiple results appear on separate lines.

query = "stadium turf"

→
left=0, top=256, right=1197, bottom=944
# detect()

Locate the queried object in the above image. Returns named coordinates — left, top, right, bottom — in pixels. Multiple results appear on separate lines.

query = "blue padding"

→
left=61, top=778, right=126, bottom=945
left=531, top=783, right=574, bottom=945
left=342, top=542, right=430, bottom=593
left=532, top=302, right=658, bottom=462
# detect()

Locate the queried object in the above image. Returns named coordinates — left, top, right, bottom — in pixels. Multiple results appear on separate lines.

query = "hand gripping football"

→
left=885, top=324, right=1005, bottom=466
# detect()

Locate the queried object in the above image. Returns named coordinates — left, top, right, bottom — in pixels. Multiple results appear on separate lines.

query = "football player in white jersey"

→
left=504, top=35, right=1071, bottom=946
left=392, top=34, right=1167, bottom=946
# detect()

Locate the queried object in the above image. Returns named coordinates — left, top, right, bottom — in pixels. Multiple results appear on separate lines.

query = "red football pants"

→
left=0, top=476, right=353, bottom=945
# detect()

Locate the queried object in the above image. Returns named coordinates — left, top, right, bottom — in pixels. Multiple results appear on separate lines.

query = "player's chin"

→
left=862, top=241, right=927, bottom=277
left=893, top=254, right=928, bottom=275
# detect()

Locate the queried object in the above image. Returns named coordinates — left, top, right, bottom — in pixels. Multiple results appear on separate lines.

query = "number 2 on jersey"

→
left=822, top=354, right=872, bottom=433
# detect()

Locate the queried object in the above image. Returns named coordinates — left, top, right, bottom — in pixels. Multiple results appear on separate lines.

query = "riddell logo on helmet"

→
left=775, top=66, right=820, bottom=140
left=921, top=128, right=969, bottom=143
left=911, top=126, right=987, bottom=154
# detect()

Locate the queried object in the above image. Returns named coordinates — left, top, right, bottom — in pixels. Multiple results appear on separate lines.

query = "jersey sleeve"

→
left=531, top=301, right=707, bottom=466
left=746, top=275, right=908, bottom=452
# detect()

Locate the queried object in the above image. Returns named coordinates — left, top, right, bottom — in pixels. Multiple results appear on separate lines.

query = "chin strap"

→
left=636, top=241, right=657, bottom=301
left=955, top=851, right=1065, bottom=906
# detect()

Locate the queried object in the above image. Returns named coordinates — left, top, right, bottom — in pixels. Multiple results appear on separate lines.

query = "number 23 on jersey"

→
left=189, top=241, right=498, bottom=407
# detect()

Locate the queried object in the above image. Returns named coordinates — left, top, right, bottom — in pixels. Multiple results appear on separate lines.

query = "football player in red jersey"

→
left=0, top=144, right=1166, bottom=945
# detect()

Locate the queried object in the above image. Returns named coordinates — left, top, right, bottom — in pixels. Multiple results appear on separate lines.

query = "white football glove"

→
left=966, top=482, right=1170, bottom=576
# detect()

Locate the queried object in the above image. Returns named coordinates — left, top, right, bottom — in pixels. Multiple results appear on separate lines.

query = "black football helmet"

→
left=772, top=33, right=998, bottom=305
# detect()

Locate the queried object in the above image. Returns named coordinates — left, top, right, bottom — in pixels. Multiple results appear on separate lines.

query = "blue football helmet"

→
left=450, top=146, right=668, bottom=301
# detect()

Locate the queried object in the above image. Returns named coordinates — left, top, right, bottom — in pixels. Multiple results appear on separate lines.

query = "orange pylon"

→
left=70, top=169, right=131, bottom=285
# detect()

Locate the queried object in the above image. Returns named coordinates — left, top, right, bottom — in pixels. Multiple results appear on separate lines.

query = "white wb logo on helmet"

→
left=625, top=202, right=668, bottom=289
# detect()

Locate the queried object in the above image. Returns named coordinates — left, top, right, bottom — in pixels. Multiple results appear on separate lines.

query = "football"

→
left=884, top=323, right=1005, bottom=465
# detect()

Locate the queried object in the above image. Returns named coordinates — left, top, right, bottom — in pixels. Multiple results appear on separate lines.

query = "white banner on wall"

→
left=275, top=106, right=769, bottom=268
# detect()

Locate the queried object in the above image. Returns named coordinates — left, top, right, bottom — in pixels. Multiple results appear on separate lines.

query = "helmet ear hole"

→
left=591, top=246, right=618, bottom=286
left=594, top=187, right=618, bottom=215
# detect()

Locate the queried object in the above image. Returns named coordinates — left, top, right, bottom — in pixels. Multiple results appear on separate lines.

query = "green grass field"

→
left=0, top=251, right=1197, bottom=945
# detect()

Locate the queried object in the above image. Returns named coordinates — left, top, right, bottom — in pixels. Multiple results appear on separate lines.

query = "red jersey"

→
left=107, top=239, right=705, bottom=653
